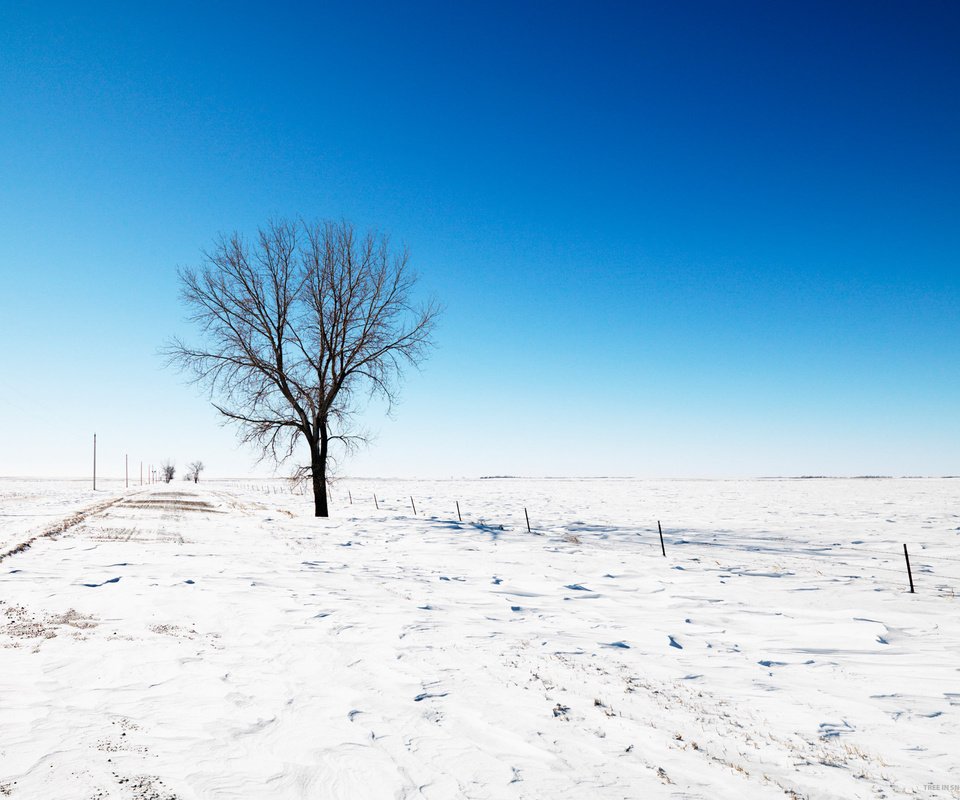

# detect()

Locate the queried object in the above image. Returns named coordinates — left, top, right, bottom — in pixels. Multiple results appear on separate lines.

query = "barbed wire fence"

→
left=223, top=479, right=960, bottom=597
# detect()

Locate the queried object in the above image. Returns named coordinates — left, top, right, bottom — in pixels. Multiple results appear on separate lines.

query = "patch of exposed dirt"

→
left=119, top=499, right=219, bottom=513
left=1, top=600, right=97, bottom=649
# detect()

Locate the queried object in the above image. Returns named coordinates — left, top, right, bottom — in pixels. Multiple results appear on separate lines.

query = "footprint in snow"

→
left=668, top=636, right=683, bottom=649
left=603, top=641, right=630, bottom=649
left=565, top=584, right=591, bottom=591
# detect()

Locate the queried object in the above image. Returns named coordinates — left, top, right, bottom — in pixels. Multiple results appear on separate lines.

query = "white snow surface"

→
left=0, top=478, right=127, bottom=556
left=1, top=477, right=958, bottom=799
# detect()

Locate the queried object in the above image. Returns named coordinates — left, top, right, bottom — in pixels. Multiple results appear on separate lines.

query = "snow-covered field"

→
left=1, top=477, right=958, bottom=799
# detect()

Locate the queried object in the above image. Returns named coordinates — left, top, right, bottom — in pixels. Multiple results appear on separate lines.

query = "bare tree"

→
left=165, top=219, right=439, bottom=517
left=187, top=461, right=205, bottom=483
left=160, top=460, right=176, bottom=483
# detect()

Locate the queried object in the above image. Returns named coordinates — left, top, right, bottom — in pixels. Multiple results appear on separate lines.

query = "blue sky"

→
left=1, top=1, right=957, bottom=479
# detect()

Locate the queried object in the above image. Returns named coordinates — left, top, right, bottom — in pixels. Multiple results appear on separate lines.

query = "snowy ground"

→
left=0, top=478, right=128, bottom=556
left=1, top=477, right=958, bottom=799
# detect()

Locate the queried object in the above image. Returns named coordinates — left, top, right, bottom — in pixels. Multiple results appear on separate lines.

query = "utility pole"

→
left=93, top=433, right=97, bottom=491
left=125, top=454, right=129, bottom=488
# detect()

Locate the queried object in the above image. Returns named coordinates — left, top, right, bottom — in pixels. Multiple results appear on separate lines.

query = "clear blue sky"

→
left=1, top=1, right=957, bottom=479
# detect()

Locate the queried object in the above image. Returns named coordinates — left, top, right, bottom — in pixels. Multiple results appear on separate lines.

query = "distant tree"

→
left=160, top=460, right=176, bottom=483
left=187, top=461, right=205, bottom=483
left=165, top=219, right=439, bottom=517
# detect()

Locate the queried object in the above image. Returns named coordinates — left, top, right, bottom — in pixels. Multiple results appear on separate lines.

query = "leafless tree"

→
left=187, top=461, right=205, bottom=483
left=160, top=460, right=176, bottom=483
left=165, top=219, right=439, bottom=517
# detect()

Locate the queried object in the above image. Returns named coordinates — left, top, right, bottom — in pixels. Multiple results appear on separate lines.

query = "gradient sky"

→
left=1, top=1, right=958, bottom=479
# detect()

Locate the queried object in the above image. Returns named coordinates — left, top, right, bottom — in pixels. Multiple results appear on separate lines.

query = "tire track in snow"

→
left=0, top=491, right=141, bottom=563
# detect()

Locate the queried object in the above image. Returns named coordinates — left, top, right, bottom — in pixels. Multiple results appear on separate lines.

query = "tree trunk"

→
left=310, top=431, right=329, bottom=517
